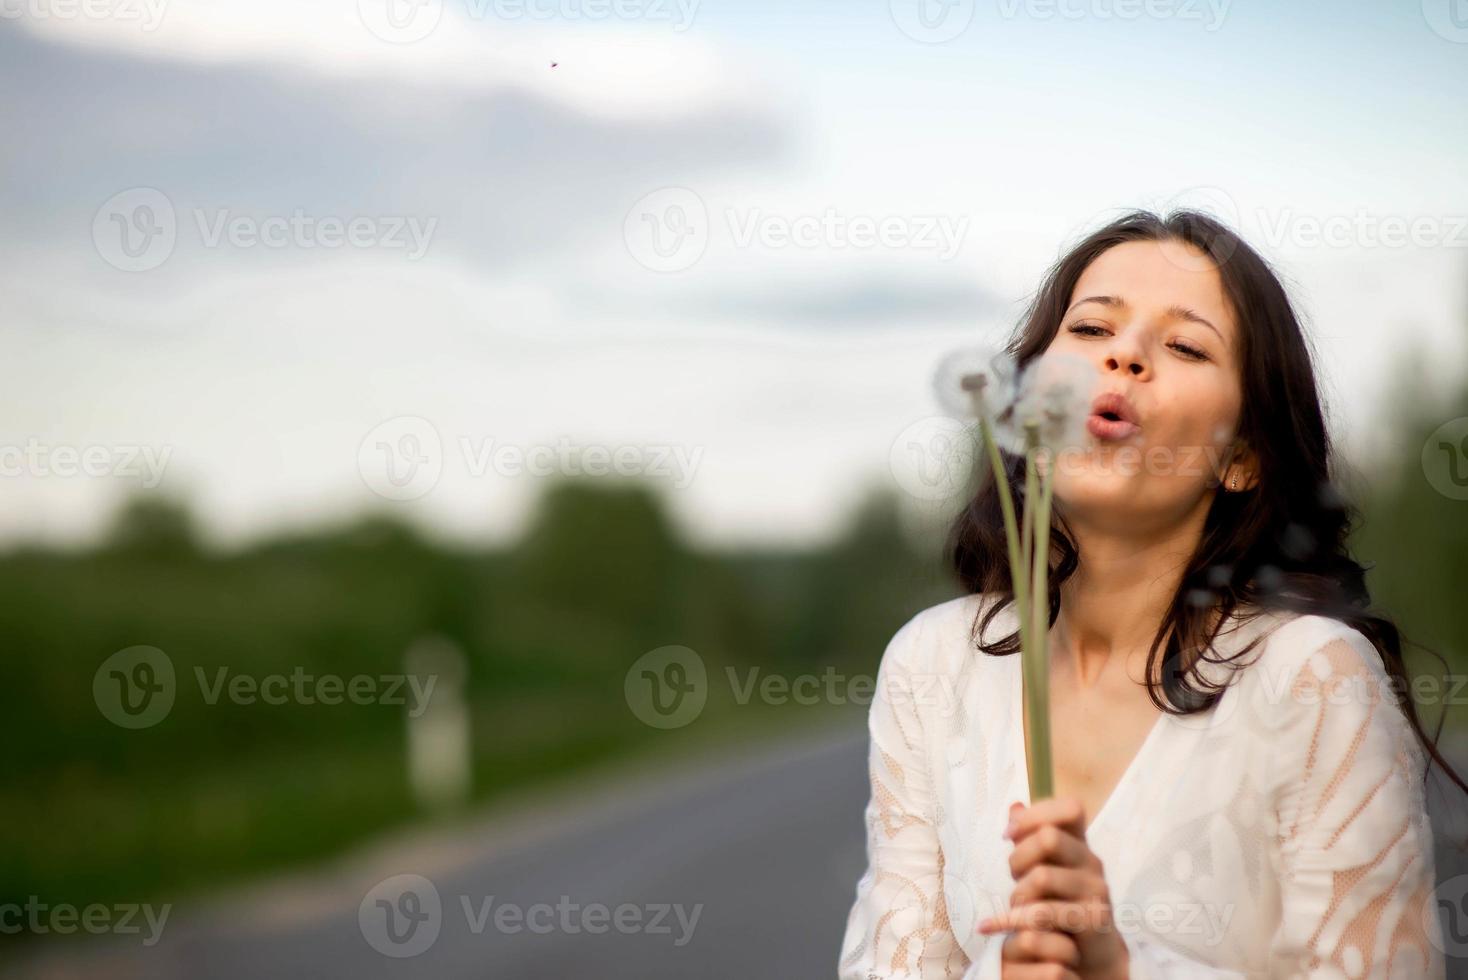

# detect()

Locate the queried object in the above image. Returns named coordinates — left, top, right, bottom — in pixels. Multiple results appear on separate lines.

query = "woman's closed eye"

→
left=1065, top=322, right=1210, bottom=362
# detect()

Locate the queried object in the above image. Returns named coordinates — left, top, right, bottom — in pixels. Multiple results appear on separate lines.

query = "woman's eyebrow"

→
left=1066, top=294, right=1124, bottom=315
left=1165, top=304, right=1224, bottom=343
left=1066, top=294, right=1224, bottom=344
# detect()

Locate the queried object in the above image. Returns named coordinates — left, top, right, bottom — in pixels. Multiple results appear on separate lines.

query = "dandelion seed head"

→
left=933, top=345, right=1019, bottom=421
left=1003, top=351, right=1100, bottom=452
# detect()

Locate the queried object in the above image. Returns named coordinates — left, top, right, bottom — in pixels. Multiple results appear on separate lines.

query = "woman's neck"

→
left=1052, top=522, right=1203, bottom=687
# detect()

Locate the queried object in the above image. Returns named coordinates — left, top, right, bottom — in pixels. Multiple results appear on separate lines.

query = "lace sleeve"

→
left=838, top=612, right=975, bottom=979
left=1262, top=627, right=1445, bottom=978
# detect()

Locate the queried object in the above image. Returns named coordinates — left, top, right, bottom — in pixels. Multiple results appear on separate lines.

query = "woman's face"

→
left=1042, top=237, right=1253, bottom=534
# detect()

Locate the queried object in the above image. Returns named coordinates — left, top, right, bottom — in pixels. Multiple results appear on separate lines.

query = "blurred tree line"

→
left=0, top=481, right=954, bottom=921
left=1355, top=340, right=1468, bottom=734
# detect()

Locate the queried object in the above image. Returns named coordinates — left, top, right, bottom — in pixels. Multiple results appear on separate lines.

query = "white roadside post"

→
left=404, top=635, right=471, bottom=810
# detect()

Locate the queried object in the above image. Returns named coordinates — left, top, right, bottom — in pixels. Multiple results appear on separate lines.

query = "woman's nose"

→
left=1103, top=333, right=1149, bottom=378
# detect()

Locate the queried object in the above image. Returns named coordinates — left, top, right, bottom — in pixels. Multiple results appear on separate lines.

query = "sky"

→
left=2, top=0, right=1467, bottom=549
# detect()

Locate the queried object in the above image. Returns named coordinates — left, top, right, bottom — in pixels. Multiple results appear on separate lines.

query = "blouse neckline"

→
left=1007, top=650, right=1171, bottom=835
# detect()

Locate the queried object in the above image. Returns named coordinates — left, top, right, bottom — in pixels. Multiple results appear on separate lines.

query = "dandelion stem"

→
left=976, top=413, right=1028, bottom=657
left=1027, top=447, right=1057, bottom=801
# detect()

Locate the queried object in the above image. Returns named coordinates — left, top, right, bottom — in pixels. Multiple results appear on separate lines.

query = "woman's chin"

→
left=1050, top=471, right=1151, bottom=519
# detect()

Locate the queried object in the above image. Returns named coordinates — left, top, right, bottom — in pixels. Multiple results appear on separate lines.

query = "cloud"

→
left=0, top=20, right=787, bottom=277
left=9, top=0, right=740, bottom=121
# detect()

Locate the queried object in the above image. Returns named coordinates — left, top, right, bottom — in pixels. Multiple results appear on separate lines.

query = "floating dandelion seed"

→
left=933, top=345, right=1018, bottom=421
left=1185, top=588, right=1216, bottom=608
left=1279, top=522, right=1316, bottom=561
left=1316, top=480, right=1347, bottom=511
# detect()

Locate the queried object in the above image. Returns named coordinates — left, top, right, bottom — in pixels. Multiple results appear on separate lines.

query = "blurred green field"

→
left=0, top=483, right=955, bottom=921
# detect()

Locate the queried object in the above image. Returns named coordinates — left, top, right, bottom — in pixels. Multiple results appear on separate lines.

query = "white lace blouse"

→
left=838, top=593, right=1445, bottom=979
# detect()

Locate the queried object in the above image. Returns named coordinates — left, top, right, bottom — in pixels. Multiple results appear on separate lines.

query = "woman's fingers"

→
left=1008, top=863, right=1108, bottom=908
left=1005, top=796, right=1086, bottom=843
left=1007, top=822, right=1102, bottom=878
left=1000, top=963, right=1081, bottom=980
left=1001, top=927, right=1081, bottom=965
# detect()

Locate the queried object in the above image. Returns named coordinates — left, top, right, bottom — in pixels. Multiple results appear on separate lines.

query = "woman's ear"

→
left=1221, top=438, right=1259, bottom=492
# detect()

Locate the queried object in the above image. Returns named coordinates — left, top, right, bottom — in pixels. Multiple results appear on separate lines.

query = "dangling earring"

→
left=1230, top=474, right=1239, bottom=491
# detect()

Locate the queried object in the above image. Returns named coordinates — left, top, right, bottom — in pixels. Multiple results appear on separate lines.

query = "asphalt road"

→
left=4, top=725, right=874, bottom=980
left=8, top=726, right=1468, bottom=979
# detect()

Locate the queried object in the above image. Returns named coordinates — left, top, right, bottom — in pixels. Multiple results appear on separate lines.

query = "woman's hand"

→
left=976, top=798, right=1130, bottom=980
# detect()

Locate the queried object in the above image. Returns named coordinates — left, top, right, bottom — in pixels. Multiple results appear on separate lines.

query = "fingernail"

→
left=976, top=917, right=992, bottom=933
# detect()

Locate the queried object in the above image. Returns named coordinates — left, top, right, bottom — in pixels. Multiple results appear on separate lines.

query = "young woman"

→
left=838, top=210, right=1463, bottom=979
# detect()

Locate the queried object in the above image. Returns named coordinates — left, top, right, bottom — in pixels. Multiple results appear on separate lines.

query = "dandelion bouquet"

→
left=935, top=347, right=1101, bottom=802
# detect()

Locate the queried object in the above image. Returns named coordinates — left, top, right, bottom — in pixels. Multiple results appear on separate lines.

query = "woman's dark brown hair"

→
left=947, top=207, right=1468, bottom=804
